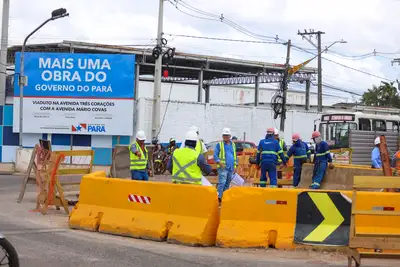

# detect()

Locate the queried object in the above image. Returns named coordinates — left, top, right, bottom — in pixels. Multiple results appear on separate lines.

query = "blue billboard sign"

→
left=14, top=52, right=135, bottom=98
left=13, top=52, right=136, bottom=136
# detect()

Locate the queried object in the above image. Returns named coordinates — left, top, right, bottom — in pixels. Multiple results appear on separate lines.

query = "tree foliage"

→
left=361, top=82, right=400, bottom=107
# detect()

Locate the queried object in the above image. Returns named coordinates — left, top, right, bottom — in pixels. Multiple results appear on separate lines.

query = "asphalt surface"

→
left=0, top=175, right=395, bottom=267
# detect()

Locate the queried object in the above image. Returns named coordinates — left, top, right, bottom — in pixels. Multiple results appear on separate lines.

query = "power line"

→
left=165, top=33, right=282, bottom=44
left=167, top=0, right=282, bottom=42
left=291, top=44, right=393, bottom=82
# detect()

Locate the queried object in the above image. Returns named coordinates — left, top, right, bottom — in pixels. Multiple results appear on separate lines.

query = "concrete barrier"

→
left=216, top=187, right=299, bottom=249
left=299, top=164, right=383, bottom=190
left=69, top=176, right=219, bottom=246
left=218, top=187, right=400, bottom=249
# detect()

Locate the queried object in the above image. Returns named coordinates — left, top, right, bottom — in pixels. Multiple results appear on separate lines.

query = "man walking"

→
left=214, top=128, right=237, bottom=202
left=129, top=130, right=149, bottom=181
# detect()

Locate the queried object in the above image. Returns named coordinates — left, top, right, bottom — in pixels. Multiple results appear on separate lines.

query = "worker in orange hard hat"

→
left=286, top=133, right=311, bottom=187
left=310, top=131, right=333, bottom=189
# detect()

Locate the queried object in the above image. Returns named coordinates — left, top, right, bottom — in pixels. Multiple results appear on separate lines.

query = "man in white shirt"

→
left=180, top=125, right=207, bottom=154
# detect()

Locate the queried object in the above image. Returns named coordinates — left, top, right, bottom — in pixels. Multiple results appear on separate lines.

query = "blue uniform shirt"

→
left=287, top=140, right=310, bottom=164
left=371, top=147, right=382, bottom=168
left=314, top=141, right=333, bottom=163
left=256, top=136, right=286, bottom=165
left=214, top=141, right=236, bottom=171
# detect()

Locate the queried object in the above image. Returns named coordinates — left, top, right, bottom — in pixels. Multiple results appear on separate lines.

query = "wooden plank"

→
left=353, top=176, right=400, bottom=189
left=350, top=237, right=400, bottom=250
left=353, top=210, right=400, bottom=216
left=57, top=168, right=91, bottom=175
left=356, top=233, right=400, bottom=238
left=17, top=145, right=38, bottom=203
left=53, top=150, right=94, bottom=157
left=360, top=252, right=400, bottom=259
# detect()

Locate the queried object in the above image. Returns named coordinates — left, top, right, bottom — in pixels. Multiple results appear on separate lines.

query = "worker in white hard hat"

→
left=129, top=130, right=149, bottom=181
left=273, top=128, right=287, bottom=180
left=180, top=125, right=207, bottom=155
left=167, top=131, right=212, bottom=184
left=371, top=136, right=382, bottom=169
left=214, top=128, right=237, bottom=202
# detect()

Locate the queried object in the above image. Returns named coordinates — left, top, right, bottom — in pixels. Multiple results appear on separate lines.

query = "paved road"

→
left=0, top=175, right=394, bottom=267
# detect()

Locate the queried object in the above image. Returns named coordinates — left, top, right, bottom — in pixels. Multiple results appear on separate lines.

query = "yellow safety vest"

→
left=278, top=139, right=286, bottom=163
left=172, top=147, right=202, bottom=185
left=195, top=139, right=203, bottom=155
left=217, top=141, right=237, bottom=168
left=129, top=142, right=148, bottom=170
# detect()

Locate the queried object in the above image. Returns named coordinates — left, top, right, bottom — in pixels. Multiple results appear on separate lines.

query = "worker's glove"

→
left=256, top=165, right=260, bottom=170
left=329, top=163, right=335, bottom=169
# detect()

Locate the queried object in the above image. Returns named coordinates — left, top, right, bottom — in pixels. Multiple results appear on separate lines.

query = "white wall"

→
left=137, top=98, right=320, bottom=145
left=137, top=81, right=349, bottom=106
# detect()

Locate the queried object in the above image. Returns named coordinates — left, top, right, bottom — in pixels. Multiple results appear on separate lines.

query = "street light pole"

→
left=151, top=0, right=164, bottom=140
left=18, top=8, right=69, bottom=147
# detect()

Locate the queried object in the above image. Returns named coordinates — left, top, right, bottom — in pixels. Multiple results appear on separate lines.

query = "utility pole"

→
left=280, top=39, right=291, bottom=132
left=0, top=0, right=10, bottom=106
left=151, top=0, right=164, bottom=140
left=298, top=30, right=325, bottom=112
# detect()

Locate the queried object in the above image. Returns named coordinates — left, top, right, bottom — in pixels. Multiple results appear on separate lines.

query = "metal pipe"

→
left=198, top=69, right=203, bottom=102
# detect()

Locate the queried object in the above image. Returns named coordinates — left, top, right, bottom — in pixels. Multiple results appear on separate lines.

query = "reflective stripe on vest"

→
left=278, top=139, right=286, bottom=162
left=171, top=148, right=202, bottom=185
left=217, top=141, right=237, bottom=168
left=316, top=150, right=330, bottom=157
left=129, top=142, right=148, bottom=170
left=294, top=155, right=307, bottom=159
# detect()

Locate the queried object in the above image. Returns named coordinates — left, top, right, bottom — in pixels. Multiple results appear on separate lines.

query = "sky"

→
left=3, top=0, right=400, bottom=102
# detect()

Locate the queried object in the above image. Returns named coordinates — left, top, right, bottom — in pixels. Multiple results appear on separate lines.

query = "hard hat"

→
left=273, top=128, right=279, bottom=135
left=266, top=127, right=275, bottom=134
left=292, top=133, right=300, bottom=141
left=374, top=137, right=381, bottom=145
left=136, top=130, right=146, bottom=141
left=222, top=128, right=231, bottom=136
left=190, top=125, right=199, bottom=134
left=169, top=138, right=176, bottom=142
left=185, top=131, right=198, bottom=141
left=311, top=131, right=321, bottom=139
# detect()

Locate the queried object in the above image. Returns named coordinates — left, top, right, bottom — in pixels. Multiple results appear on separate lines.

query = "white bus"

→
left=317, top=112, right=400, bottom=149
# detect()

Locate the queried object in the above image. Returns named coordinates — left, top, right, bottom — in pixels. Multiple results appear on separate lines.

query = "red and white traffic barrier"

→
left=128, top=194, right=151, bottom=204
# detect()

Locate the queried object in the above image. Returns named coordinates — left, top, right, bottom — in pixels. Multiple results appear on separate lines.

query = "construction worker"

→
left=167, top=137, right=177, bottom=155
left=310, top=131, right=333, bottom=189
left=256, top=128, right=287, bottom=188
left=274, top=128, right=287, bottom=179
left=167, top=131, right=212, bottom=184
left=286, top=133, right=310, bottom=187
left=180, top=125, right=207, bottom=155
left=129, top=130, right=149, bottom=181
left=214, top=128, right=237, bottom=202
left=371, top=137, right=382, bottom=168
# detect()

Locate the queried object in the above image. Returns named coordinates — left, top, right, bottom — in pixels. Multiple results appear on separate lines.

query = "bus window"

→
left=358, top=118, right=371, bottom=131
left=320, top=122, right=356, bottom=148
left=387, top=121, right=400, bottom=132
left=372, top=120, right=386, bottom=131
